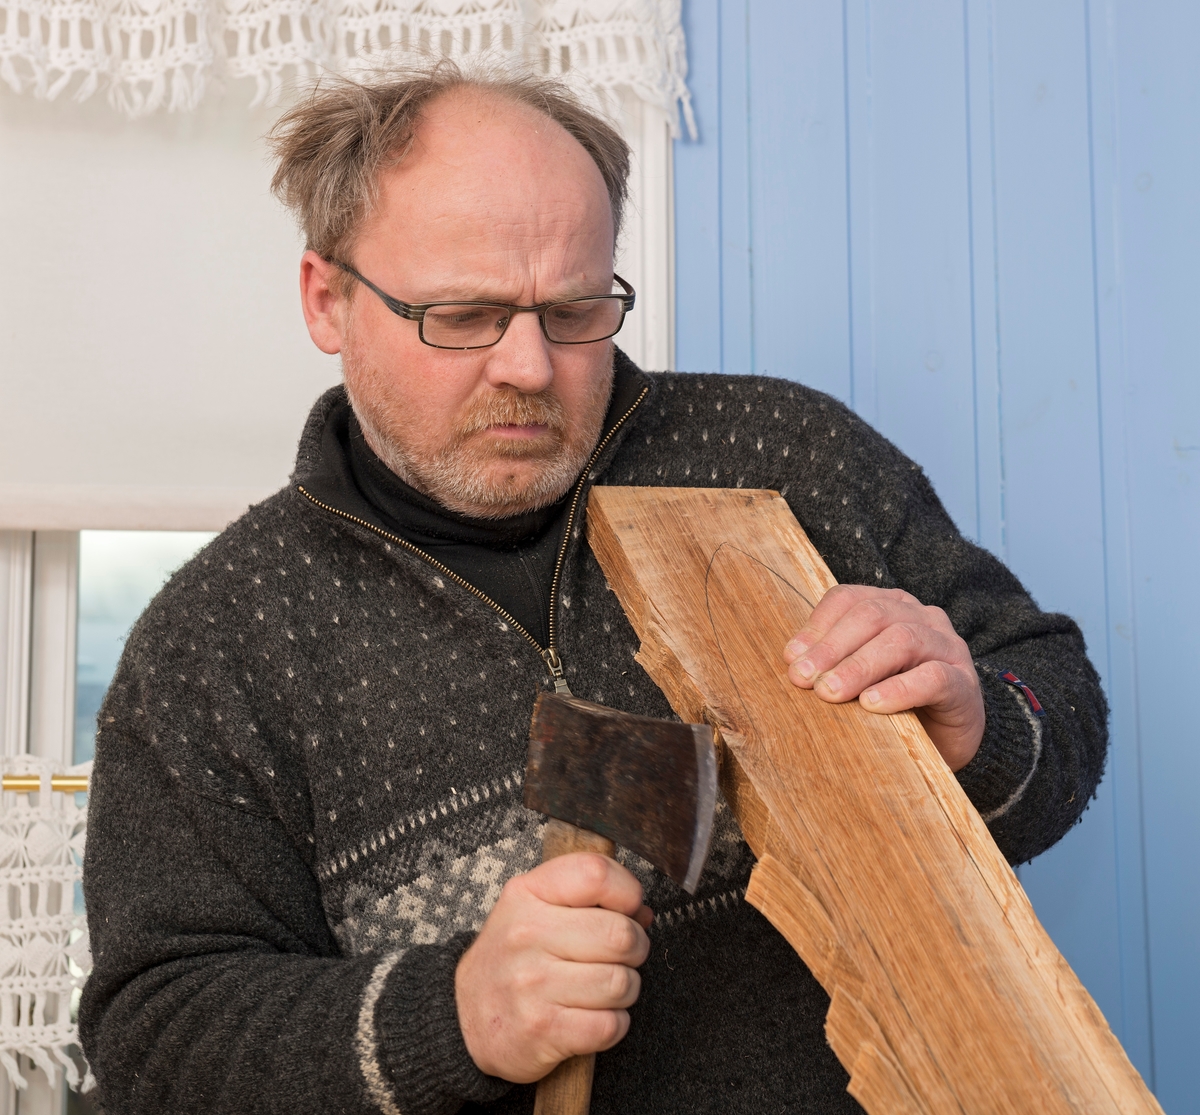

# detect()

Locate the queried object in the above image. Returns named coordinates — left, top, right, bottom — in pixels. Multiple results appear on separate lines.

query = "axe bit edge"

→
left=525, top=693, right=719, bottom=895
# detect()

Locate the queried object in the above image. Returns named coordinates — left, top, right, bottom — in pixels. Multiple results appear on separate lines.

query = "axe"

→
left=524, top=693, right=719, bottom=1115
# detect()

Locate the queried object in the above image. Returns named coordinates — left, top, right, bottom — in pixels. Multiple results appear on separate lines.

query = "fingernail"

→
left=784, top=638, right=809, bottom=661
left=821, top=673, right=842, bottom=694
left=794, top=659, right=816, bottom=680
left=863, top=688, right=881, bottom=705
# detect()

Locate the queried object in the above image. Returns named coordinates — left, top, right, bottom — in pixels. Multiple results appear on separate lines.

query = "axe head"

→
left=524, top=693, right=718, bottom=894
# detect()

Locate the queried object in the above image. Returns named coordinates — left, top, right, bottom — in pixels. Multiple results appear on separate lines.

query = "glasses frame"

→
left=330, top=261, right=636, bottom=350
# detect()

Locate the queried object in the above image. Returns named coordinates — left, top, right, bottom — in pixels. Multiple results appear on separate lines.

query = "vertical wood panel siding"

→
left=674, top=0, right=1198, bottom=1107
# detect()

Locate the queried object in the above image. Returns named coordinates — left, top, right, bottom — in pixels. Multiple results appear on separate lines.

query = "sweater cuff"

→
left=368, top=935, right=511, bottom=1115
left=955, top=663, right=1044, bottom=824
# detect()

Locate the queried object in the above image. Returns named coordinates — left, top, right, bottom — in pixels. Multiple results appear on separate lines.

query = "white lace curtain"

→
left=0, top=0, right=694, bottom=130
left=0, top=757, right=92, bottom=1093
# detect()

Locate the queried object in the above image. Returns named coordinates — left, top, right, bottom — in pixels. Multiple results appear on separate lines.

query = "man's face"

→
left=304, top=89, right=619, bottom=519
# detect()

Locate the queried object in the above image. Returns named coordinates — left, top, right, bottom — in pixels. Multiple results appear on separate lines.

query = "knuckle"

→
left=500, top=873, right=535, bottom=908
left=510, top=958, right=544, bottom=997
left=607, top=964, right=634, bottom=1000
left=891, top=622, right=924, bottom=652
left=925, top=604, right=950, bottom=627
left=507, top=917, right=542, bottom=953
left=525, top=1002, right=556, bottom=1042
left=861, top=599, right=890, bottom=625
left=930, top=658, right=957, bottom=689
left=607, top=916, right=638, bottom=955
left=576, top=853, right=610, bottom=889
left=594, top=1010, right=624, bottom=1048
left=829, top=657, right=862, bottom=686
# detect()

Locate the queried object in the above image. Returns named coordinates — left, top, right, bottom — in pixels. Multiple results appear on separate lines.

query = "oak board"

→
left=586, top=486, right=1159, bottom=1115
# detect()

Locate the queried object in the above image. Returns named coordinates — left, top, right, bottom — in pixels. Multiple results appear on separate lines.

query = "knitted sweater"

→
left=79, top=357, right=1108, bottom=1115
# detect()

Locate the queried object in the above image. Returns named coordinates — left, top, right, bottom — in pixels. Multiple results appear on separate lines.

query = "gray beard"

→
left=344, top=361, right=613, bottom=521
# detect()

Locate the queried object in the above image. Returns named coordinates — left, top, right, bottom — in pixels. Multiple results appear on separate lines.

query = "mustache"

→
left=455, top=390, right=566, bottom=438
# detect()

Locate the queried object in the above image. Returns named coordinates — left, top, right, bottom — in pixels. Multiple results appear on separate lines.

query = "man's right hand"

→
left=454, top=853, right=653, bottom=1083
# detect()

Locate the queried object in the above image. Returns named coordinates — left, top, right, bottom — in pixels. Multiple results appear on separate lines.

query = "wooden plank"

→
left=587, top=486, right=1161, bottom=1115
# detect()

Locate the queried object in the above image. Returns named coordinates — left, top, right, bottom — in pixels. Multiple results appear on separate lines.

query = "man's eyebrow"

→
left=418, top=279, right=613, bottom=304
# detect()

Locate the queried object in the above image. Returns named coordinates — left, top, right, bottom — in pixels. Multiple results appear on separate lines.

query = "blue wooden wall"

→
left=673, top=2, right=1199, bottom=1108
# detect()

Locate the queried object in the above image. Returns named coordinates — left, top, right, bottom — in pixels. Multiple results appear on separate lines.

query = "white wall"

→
left=0, top=82, right=672, bottom=532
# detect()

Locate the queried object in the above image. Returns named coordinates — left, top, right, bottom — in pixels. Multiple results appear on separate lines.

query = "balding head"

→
left=354, top=84, right=615, bottom=308
left=270, top=63, right=631, bottom=287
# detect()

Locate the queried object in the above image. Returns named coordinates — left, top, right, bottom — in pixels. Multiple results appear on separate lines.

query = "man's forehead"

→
left=377, top=89, right=608, bottom=218
left=354, top=87, right=615, bottom=291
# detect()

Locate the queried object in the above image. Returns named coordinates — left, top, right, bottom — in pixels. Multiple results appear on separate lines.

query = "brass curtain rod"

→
left=2, top=775, right=89, bottom=794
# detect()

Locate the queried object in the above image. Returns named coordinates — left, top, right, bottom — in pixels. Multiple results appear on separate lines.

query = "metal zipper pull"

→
left=543, top=648, right=573, bottom=696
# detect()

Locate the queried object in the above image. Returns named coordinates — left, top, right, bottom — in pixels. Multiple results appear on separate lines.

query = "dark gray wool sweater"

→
left=79, top=354, right=1108, bottom=1115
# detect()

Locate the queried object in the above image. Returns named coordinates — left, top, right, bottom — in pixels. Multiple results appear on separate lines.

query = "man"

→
left=80, top=64, right=1107, bottom=1114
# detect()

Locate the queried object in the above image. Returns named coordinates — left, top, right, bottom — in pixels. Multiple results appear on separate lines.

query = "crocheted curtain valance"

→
left=0, top=0, right=695, bottom=130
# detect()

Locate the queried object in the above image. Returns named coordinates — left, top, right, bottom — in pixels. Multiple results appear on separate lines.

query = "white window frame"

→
left=1, top=530, right=79, bottom=1115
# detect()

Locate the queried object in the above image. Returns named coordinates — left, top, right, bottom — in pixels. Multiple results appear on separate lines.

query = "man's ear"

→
left=299, top=251, right=348, bottom=355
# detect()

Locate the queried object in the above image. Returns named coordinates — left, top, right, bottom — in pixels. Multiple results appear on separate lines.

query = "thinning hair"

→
left=268, top=60, right=631, bottom=293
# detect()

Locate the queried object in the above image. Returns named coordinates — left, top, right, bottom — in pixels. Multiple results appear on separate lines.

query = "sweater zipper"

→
left=297, top=385, right=649, bottom=696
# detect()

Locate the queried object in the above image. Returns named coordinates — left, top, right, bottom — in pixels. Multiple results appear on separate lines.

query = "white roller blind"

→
left=0, top=89, right=341, bottom=530
left=0, top=86, right=673, bottom=531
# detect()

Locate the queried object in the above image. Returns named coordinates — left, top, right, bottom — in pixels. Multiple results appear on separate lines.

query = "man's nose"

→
left=482, top=310, right=556, bottom=394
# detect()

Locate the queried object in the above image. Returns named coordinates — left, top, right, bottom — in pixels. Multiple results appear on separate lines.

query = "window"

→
left=0, top=529, right=213, bottom=1115
left=74, top=532, right=216, bottom=766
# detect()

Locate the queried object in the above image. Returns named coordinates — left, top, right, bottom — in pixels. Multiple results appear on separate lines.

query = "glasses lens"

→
left=543, top=298, right=625, bottom=344
left=422, top=304, right=511, bottom=348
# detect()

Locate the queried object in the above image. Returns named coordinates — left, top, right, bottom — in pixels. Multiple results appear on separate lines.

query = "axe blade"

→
left=524, top=693, right=718, bottom=894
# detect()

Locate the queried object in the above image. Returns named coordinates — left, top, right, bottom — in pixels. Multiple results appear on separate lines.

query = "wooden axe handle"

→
left=534, top=818, right=616, bottom=1115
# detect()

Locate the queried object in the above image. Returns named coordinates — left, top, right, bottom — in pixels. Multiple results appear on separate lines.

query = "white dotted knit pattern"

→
left=655, top=887, right=745, bottom=929
left=318, top=770, right=525, bottom=881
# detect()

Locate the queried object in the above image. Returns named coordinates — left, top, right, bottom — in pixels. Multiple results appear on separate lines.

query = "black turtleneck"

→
left=331, top=357, right=642, bottom=649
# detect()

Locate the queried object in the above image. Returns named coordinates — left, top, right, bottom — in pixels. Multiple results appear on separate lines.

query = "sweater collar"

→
left=292, top=348, right=652, bottom=541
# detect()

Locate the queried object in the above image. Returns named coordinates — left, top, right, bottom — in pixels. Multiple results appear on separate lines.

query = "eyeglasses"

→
left=331, top=261, right=636, bottom=350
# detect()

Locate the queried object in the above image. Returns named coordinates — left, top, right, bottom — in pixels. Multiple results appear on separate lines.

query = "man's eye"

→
left=547, top=305, right=597, bottom=329
left=430, top=307, right=493, bottom=329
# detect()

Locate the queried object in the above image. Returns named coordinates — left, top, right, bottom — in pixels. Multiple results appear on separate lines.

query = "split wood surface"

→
left=533, top=819, right=616, bottom=1115
left=587, top=486, right=1160, bottom=1115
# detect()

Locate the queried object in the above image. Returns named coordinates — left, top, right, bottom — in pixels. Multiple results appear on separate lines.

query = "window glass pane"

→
left=75, top=531, right=215, bottom=766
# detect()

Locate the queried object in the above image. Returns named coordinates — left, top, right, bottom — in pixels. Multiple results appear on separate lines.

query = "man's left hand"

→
left=783, top=585, right=984, bottom=771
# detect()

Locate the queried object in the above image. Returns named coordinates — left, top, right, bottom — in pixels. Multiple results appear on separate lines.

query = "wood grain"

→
left=587, top=486, right=1160, bottom=1115
left=541, top=817, right=616, bottom=862
left=533, top=1053, right=597, bottom=1115
left=533, top=819, right=615, bottom=1115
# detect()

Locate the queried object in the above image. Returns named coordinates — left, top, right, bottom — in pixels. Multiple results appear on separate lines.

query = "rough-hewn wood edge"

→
left=747, top=855, right=959, bottom=1115
left=586, top=486, right=1163, bottom=1115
